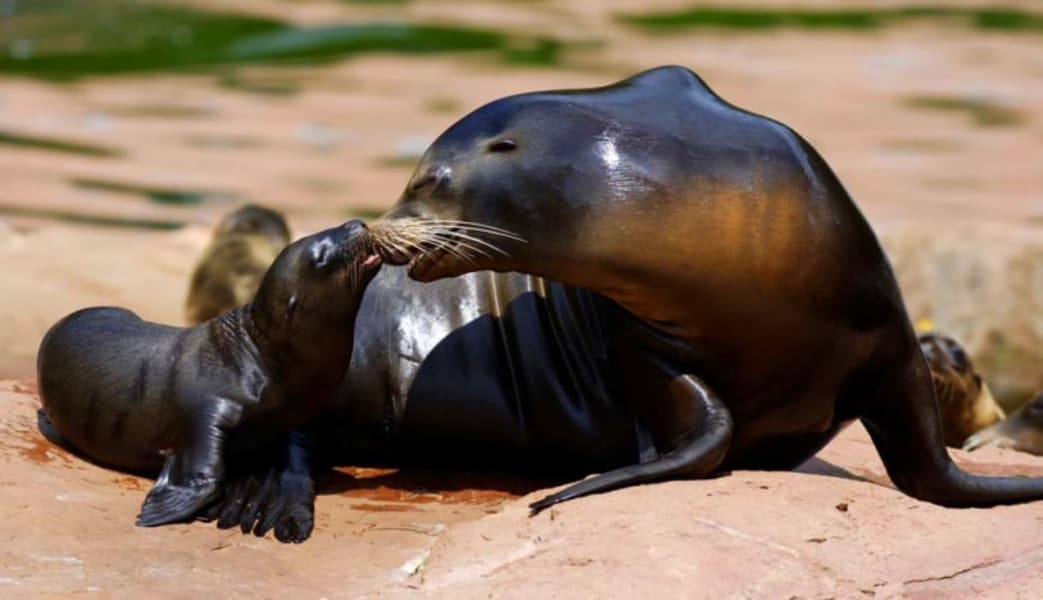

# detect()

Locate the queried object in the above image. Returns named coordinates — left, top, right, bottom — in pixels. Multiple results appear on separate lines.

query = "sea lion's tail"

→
left=861, top=333, right=1043, bottom=506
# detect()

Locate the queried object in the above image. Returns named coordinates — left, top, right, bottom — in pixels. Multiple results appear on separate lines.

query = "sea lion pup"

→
left=964, top=393, right=1043, bottom=455
left=919, top=332, right=1005, bottom=447
left=37, top=219, right=380, bottom=529
left=185, top=204, right=291, bottom=324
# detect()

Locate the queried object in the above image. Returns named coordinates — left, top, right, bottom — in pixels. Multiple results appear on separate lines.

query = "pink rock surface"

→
left=2, top=381, right=1042, bottom=598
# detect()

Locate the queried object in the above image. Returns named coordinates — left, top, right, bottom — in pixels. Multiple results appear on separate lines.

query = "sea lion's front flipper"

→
left=529, top=374, right=732, bottom=513
left=208, top=429, right=317, bottom=543
left=137, top=398, right=243, bottom=527
left=137, top=454, right=220, bottom=526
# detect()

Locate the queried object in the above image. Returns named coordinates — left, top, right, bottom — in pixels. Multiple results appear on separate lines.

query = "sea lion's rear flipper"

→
left=861, top=342, right=1043, bottom=506
left=137, top=454, right=221, bottom=526
left=529, top=374, right=732, bottom=513
left=136, top=398, right=243, bottom=527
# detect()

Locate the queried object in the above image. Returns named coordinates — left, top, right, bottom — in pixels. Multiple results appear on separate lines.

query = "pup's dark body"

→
left=37, top=220, right=379, bottom=539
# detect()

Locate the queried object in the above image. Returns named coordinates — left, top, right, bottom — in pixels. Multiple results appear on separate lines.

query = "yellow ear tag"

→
left=914, top=317, right=935, bottom=334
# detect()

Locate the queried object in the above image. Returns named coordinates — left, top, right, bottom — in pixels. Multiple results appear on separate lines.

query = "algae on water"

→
left=0, top=0, right=564, bottom=79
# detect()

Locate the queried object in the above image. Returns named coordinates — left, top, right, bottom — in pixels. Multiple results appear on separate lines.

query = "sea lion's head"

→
left=186, top=205, right=294, bottom=324
left=919, top=332, right=1005, bottom=447
left=378, top=66, right=712, bottom=289
left=250, top=220, right=381, bottom=365
left=963, top=393, right=1043, bottom=455
left=215, top=204, right=292, bottom=249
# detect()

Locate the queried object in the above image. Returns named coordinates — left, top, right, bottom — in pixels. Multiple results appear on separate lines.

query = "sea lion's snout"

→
left=339, top=220, right=382, bottom=271
left=367, top=218, right=417, bottom=266
left=340, top=219, right=369, bottom=245
left=306, top=220, right=380, bottom=273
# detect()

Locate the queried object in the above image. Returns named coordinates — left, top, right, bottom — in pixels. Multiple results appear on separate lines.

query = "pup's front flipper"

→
left=137, top=455, right=220, bottom=526
left=207, top=430, right=317, bottom=543
left=137, top=398, right=243, bottom=527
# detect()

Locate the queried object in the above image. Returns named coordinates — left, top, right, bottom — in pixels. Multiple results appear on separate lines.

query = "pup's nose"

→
left=342, top=219, right=368, bottom=238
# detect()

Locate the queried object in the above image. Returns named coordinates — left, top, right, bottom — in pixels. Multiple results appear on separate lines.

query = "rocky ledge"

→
left=1, top=381, right=1041, bottom=599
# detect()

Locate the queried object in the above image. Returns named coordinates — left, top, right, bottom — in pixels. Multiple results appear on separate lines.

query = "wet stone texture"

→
left=2, top=381, right=1042, bottom=599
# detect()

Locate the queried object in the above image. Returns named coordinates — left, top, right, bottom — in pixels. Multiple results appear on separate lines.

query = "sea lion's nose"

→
left=342, top=219, right=368, bottom=239
left=408, top=164, right=452, bottom=193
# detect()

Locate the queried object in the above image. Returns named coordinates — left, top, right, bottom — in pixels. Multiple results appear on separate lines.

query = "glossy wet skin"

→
left=252, top=222, right=380, bottom=342
left=386, top=68, right=886, bottom=342
left=38, top=219, right=379, bottom=537
left=383, top=65, right=894, bottom=462
left=379, top=66, right=1043, bottom=508
left=918, top=333, right=1005, bottom=447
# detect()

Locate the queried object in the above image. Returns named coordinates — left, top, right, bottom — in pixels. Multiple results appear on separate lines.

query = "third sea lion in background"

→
left=918, top=332, right=1005, bottom=447
left=185, top=204, right=291, bottom=324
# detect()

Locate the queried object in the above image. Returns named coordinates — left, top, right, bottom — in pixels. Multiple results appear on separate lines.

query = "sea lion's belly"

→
left=328, top=268, right=641, bottom=473
left=711, top=325, right=880, bottom=470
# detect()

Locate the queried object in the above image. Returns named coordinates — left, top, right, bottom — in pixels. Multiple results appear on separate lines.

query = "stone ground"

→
left=2, top=381, right=1043, bottom=598
left=2, top=0, right=1043, bottom=597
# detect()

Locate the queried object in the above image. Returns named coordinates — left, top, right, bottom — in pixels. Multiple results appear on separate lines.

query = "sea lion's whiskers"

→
left=373, top=227, right=472, bottom=265
left=412, top=230, right=495, bottom=259
left=369, top=217, right=521, bottom=264
left=437, top=231, right=511, bottom=256
left=420, top=219, right=527, bottom=242
left=421, top=235, right=485, bottom=264
left=432, top=236, right=502, bottom=263
left=374, top=217, right=525, bottom=243
left=377, top=232, right=413, bottom=257
left=369, top=226, right=417, bottom=259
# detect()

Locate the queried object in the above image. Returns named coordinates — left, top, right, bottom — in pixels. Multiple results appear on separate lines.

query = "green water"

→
left=0, top=204, right=184, bottom=230
left=0, top=130, right=122, bottom=157
left=0, top=0, right=563, bottom=80
left=70, top=177, right=215, bottom=206
left=340, top=0, right=411, bottom=5
left=904, top=95, right=1025, bottom=127
left=618, top=6, right=1043, bottom=32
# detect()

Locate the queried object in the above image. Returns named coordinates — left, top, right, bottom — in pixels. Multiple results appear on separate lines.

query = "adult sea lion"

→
left=208, top=65, right=1043, bottom=541
left=185, top=204, right=291, bottom=324
left=919, top=332, right=1005, bottom=447
left=37, top=220, right=380, bottom=537
left=964, top=393, right=1043, bottom=455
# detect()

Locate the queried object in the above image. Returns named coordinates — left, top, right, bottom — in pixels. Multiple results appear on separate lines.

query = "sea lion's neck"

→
left=243, top=290, right=357, bottom=392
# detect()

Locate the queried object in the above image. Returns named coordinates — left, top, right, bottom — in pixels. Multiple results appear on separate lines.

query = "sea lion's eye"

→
left=488, top=139, right=517, bottom=153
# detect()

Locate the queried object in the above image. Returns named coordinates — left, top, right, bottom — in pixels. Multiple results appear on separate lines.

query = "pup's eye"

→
left=488, top=140, right=517, bottom=153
